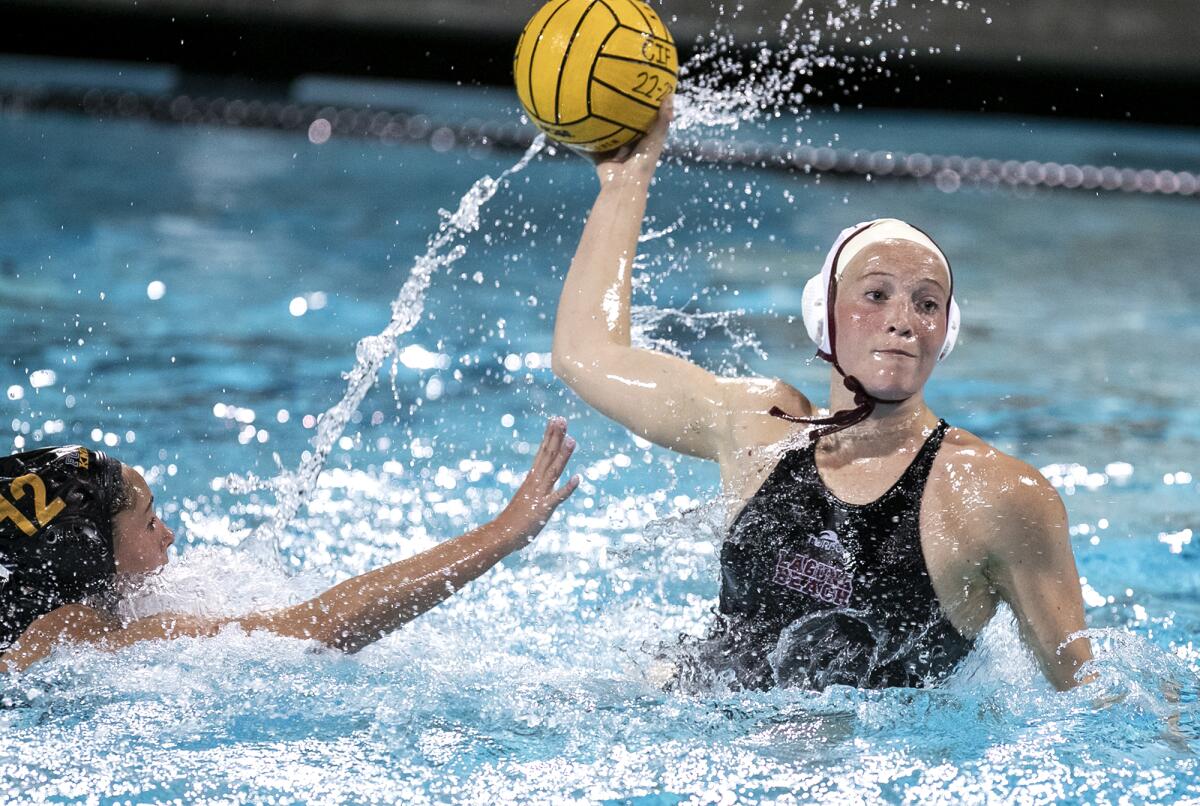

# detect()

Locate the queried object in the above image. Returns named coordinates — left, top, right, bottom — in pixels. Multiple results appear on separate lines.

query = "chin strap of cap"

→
left=770, top=358, right=909, bottom=439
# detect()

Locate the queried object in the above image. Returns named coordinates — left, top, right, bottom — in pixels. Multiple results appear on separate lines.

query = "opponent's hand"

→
left=590, top=93, right=674, bottom=187
left=501, top=416, right=580, bottom=545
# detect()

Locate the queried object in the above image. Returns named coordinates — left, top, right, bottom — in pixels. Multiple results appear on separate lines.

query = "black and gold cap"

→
left=0, top=445, right=124, bottom=649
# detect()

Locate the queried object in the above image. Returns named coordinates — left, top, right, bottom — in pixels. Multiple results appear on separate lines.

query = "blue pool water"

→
left=2, top=74, right=1200, bottom=802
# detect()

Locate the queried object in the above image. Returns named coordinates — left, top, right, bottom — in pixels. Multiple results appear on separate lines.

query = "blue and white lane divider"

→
left=2, top=85, right=1196, bottom=198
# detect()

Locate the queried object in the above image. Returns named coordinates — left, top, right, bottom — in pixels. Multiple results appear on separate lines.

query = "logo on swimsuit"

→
left=773, top=546, right=853, bottom=607
left=809, top=530, right=842, bottom=551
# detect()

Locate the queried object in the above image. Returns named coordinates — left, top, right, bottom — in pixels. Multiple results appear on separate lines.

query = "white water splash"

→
left=624, top=0, right=954, bottom=377
left=225, top=136, right=547, bottom=556
left=674, top=0, right=911, bottom=132
left=116, top=546, right=317, bottom=621
left=631, top=304, right=768, bottom=374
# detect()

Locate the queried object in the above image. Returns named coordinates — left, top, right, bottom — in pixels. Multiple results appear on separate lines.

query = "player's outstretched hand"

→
left=501, top=416, right=580, bottom=546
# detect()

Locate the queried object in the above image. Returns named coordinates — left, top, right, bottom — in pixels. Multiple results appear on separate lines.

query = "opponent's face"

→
left=831, top=239, right=950, bottom=400
left=111, top=466, right=175, bottom=576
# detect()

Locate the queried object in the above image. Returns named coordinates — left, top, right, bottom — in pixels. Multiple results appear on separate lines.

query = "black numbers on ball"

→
left=632, top=72, right=673, bottom=101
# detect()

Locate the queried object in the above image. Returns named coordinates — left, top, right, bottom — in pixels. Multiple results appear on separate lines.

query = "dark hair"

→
left=112, top=465, right=137, bottom=517
left=0, top=446, right=125, bottom=649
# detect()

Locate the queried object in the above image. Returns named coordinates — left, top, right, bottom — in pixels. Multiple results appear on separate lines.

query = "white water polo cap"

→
left=801, top=218, right=961, bottom=362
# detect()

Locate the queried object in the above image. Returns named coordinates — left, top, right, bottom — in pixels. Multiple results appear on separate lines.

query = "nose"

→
left=885, top=301, right=916, bottom=338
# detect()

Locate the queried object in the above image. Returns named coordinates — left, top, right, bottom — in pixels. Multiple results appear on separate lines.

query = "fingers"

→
left=527, top=416, right=576, bottom=492
left=546, top=433, right=575, bottom=484
left=499, top=418, right=583, bottom=543
left=652, top=93, right=674, bottom=132
left=530, top=417, right=554, bottom=476
left=532, top=416, right=566, bottom=477
left=542, top=421, right=578, bottom=506
left=634, top=94, right=673, bottom=157
left=586, top=142, right=631, bottom=167
left=591, top=94, right=673, bottom=177
left=552, top=474, right=581, bottom=506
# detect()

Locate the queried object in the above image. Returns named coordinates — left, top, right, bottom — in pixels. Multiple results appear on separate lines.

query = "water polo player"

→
left=0, top=418, right=579, bottom=672
left=550, top=98, right=1093, bottom=691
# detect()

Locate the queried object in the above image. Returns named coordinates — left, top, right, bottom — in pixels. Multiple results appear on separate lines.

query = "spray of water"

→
left=224, top=136, right=546, bottom=556
left=619, top=0, right=964, bottom=374
left=214, top=0, right=968, bottom=553
left=631, top=305, right=767, bottom=371
left=672, top=0, right=926, bottom=132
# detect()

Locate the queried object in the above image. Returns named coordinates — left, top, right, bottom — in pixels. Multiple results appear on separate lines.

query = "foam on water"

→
left=4, top=469, right=1196, bottom=801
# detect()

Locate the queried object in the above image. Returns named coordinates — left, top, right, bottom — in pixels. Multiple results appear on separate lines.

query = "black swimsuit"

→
left=687, top=420, right=973, bottom=691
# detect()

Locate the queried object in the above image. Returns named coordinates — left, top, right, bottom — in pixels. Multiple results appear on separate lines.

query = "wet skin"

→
left=1, top=419, right=580, bottom=673
left=552, top=96, right=1092, bottom=690
left=831, top=241, right=951, bottom=403
left=111, top=465, right=175, bottom=578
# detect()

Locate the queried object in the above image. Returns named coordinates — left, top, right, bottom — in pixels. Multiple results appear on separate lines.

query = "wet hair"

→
left=0, top=446, right=125, bottom=650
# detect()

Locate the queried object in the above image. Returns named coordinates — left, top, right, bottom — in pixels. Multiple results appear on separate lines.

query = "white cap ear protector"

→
left=801, top=219, right=960, bottom=362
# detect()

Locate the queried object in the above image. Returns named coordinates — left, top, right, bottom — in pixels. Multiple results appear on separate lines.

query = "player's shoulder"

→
left=719, top=376, right=813, bottom=449
left=21, top=604, right=114, bottom=641
left=1, top=604, right=115, bottom=673
left=719, top=375, right=813, bottom=419
left=937, top=426, right=1063, bottom=516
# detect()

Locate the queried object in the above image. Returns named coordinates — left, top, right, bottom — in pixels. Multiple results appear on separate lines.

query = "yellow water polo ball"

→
left=513, top=0, right=678, bottom=153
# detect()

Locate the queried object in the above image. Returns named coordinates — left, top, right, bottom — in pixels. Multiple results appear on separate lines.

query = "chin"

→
left=873, top=387, right=919, bottom=403
left=860, top=372, right=924, bottom=402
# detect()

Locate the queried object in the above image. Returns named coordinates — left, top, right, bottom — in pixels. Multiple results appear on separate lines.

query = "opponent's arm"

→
left=986, top=469, right=1093, bottom=690
left=552, top=98, right=792, bottom=460
left=2, top=419, right=579, bottom=672
left=245, top=419, right=577, bottom=651
left=0, top=604, right=221, bottom=673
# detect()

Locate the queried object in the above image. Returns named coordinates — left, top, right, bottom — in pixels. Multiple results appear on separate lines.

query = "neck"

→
left=822, top=373, right=937, bottom=452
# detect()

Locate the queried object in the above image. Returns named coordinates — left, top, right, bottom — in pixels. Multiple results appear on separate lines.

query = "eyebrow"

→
left=142, top=494, right=155, bottom=515
left=861, top=270, right=947, bottom=294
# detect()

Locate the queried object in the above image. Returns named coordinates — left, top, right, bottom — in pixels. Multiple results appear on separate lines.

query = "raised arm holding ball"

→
left=548, top=95, right=1094, bottom=692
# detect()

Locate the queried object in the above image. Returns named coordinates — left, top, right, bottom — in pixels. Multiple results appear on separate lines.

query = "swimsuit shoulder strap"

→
left=904, top=419, right=950, bottom=491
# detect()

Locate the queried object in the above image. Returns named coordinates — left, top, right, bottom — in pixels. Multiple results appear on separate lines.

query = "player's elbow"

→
left=550, top=347, right=574, bottom=383
left=311, top=624, right=364, bottom=653
left=308, top=613, right=389, bottom=654
left=553, top=308, right=627, bottom=372
left=551, top=342, right=591, bottom=388
left=552, top=347, right=615, bottom=403
left=258, top=605, right=362, bottom=653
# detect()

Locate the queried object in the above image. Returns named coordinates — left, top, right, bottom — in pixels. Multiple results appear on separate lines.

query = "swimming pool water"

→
left=1, top=81, right=1199, bottom=803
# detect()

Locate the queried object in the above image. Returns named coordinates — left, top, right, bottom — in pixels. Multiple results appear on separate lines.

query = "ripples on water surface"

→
left=2, top=40, right=1200, bottom=806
